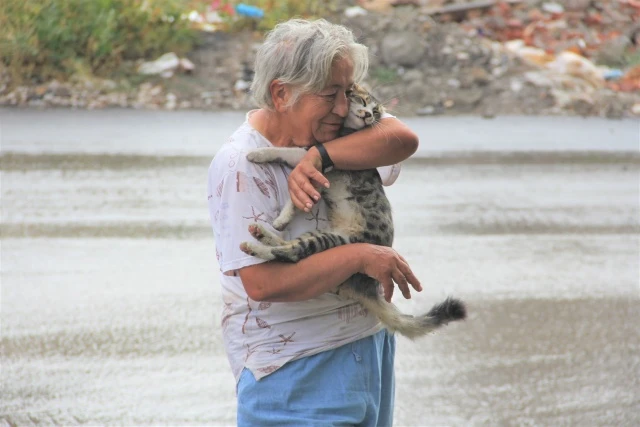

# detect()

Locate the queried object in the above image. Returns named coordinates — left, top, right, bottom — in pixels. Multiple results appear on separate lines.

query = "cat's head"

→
left=343, top=83, right=385, bottom=131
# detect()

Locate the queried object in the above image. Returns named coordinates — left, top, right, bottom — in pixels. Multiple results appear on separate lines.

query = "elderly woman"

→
left=207, top=19, right=421, bottom=425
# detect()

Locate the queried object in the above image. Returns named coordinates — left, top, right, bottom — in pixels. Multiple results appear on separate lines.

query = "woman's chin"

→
left=316, top=129, right=340, bottom=143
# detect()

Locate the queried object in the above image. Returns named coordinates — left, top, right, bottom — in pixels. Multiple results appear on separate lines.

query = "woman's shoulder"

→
left=209, top=123, right=273, bottom=180
left=219, top=122, right=261, bottom=150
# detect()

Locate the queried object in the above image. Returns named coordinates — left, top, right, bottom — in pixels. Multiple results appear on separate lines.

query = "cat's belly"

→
left=324, top=179, right=366, bottom=235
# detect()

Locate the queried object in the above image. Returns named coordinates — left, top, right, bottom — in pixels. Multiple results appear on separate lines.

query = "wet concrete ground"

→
left=1, top=109, right=639, bottom=426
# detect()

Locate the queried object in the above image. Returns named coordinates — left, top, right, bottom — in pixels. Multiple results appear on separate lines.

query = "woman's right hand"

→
left=357, top=244, right=422, bottom=303
left=287, top=147, right=330, bottom=212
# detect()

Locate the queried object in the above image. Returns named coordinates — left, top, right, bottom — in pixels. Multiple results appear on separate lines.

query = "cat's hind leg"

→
left=239, top=224, right=288, bottom=260
left=247, top=223, right=286, bottom=246
left=240, top=241, right=278, bottom=261
left=240, top=230, right=351, bottom=263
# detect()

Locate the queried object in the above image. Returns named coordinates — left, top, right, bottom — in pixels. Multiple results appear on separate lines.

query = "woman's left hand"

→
left=288, top=147, right=330, bottom=212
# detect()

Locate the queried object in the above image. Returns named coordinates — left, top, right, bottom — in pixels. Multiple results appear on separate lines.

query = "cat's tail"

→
left=343, top=289, right=466, bottom=339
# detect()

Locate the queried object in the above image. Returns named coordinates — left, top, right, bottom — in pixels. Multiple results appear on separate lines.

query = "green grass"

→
left=0, top=0, right=197, bottom=84
left=0, top=0, right=339, bottom=86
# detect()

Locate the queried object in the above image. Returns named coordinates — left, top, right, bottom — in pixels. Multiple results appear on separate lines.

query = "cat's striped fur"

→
left=240, top=84, right=466, bottom=339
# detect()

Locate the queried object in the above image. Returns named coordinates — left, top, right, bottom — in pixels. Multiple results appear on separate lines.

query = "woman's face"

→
left=289, top=57, right=354, bottom=146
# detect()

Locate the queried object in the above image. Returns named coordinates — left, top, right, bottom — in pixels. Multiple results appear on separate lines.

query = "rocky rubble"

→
left=1, top=0, right=639, bottom=117
left=335, top=1, right=640, bottom=117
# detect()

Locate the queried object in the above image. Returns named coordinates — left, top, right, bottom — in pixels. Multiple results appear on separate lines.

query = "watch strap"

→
left=315, top=143, right=334, bottom=173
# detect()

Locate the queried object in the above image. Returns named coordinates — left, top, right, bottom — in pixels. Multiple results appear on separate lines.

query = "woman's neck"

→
left=249, top=109, right=294, bottom=147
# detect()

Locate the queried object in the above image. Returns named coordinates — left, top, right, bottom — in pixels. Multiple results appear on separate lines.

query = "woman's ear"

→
left=269, top=80, right=290, bottom=112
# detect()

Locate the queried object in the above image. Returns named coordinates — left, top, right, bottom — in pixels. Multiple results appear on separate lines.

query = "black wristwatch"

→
left=315, top=143, right=334, bottom=173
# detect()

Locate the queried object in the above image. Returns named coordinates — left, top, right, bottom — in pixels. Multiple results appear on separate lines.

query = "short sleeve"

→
left=377, top=163, right=401, bottom=186
left=376, top=112, right=401, bottom=186
left=208, top=150, right=285, bottom=274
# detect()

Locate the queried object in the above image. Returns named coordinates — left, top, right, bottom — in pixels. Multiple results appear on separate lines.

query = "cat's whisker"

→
left=368, top=89, right=415, bottom=117
left=372, top=121, right=401, bottom=144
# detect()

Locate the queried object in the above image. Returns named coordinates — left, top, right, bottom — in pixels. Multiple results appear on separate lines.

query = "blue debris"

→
left=236, top=4, right=264, bottom=19
left=602, top=69, right=624, bottom=81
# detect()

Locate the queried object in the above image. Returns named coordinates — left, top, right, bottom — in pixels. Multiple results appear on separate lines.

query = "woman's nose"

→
left=332, top=92, right=349, bottom=117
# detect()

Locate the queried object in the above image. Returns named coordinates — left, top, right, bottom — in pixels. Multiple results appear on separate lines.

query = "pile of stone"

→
left=337, top=5, right=639, bottom=117
left=442, top=0, right=640, bottom=63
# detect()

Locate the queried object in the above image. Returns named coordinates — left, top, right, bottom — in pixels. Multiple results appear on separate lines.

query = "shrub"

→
left=371, top=66, right=399, bottom=84
left=0, top=0, right=197, bottom=84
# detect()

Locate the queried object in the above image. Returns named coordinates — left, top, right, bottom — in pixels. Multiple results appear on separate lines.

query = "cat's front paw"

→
left=246, top=149, right=271, bottom=164
left=272, top=202, right=296, bottom=231
left=272, top=217, right=287, bottom=231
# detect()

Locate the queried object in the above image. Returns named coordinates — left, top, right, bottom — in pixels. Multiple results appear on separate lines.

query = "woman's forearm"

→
left=284, top=117, right=419, bottom=212
left=321, top=117, right=419, bottom=170
left=238, top=242, right=421, bottom=303
left=238, top=244, right=365, bottom=302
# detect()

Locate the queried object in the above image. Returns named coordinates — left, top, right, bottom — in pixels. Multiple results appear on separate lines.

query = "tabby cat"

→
left=240, top=84, right=466, bottom=339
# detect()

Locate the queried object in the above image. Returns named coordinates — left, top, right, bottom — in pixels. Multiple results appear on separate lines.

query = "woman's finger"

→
left=381, top=279, right=394, bottom=303
left=288, top=186, right=310, bottom=212
left=392, top=270, right=412, bottom=299
left=402, top=268, right=421, bottom=292
left=397, top=258, right=421, bottom=292
left=297, top=178, right=321, bottom=202
left=288, top=166, right=327, bottom=211
left=304, top=168, right=330, bottom=189
left=292, top=186, right=313, bottom=212
left=288, top=175, right=311, bottom=211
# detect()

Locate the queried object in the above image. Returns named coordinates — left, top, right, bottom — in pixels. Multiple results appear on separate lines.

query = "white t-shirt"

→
left=207, top=111, right=400, bottom=383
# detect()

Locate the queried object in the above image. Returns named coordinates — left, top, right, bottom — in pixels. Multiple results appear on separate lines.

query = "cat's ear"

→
left=270, top=80, right=291, bottom=113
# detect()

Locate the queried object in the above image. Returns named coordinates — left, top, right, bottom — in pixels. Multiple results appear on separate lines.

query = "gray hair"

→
left=250, top=19, right=369, bottom=109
